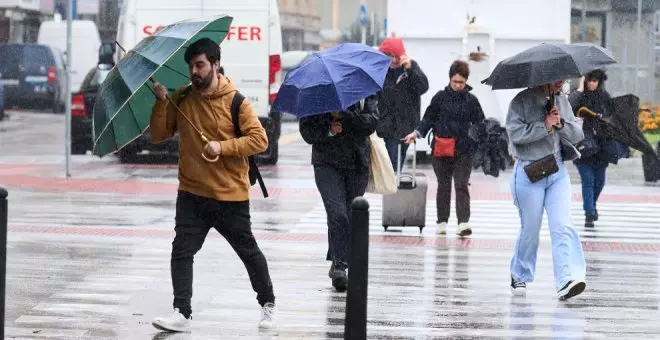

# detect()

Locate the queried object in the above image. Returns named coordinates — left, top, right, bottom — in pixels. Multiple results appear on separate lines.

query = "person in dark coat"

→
left=404, top=60, right=485, bottom=236
left=568, top=69, right=614, bottom=228
left=376, top=37, right=429, bottom=172
left=299, top=95, right=378, bottom=292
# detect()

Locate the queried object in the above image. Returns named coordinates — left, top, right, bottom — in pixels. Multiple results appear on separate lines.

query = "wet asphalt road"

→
left=1, top=110, right=660, bottom=339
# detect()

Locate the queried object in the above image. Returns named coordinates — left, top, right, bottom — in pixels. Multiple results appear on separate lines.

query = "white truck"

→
left=386, top=0, right=572, bottom=158
left=115, top=0, right=283, bottom=164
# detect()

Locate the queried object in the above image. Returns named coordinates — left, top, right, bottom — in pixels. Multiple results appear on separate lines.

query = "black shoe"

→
left=593, top=209, right=599, bottom=221
left=558, top=280, right=586, bottom=301
left=510, top=277, right=526, bottom=295
left=329, top=263, right=348, bottom=292
left=585, top=213, right=596, bottom=228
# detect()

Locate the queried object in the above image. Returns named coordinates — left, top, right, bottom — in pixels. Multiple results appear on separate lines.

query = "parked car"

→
left=71, top=64, right=178, bottom=161
left=0, top=43, right=67, bottom=112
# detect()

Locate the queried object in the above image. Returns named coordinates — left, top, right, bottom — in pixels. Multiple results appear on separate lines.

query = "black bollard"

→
left=0, top=187, right=7, bottom=340
left=344, top=197, right=369, bottom=340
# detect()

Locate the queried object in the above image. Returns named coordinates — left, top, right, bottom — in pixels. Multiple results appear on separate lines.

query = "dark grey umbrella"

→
left=482, top=43, right=617, bottom=90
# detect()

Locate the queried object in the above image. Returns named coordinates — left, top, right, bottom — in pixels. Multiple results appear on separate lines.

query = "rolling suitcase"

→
left=382, top=141, right=428, bottom=232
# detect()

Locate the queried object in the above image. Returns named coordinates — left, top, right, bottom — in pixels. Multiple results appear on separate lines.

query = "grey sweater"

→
left=506, top=87, right=584, bottom=162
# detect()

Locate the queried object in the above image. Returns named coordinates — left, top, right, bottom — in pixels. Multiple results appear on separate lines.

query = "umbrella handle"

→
left=200, top=135, right=219, bottom=163
left=201, top=150, right=219, bottom=163
left=577, top=107, right=598, bottom=118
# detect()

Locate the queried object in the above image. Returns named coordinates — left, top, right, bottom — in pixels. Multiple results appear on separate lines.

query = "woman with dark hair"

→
left=404, top=60, right=485, bottom=236
left=568, top=69, right=613, bottom=228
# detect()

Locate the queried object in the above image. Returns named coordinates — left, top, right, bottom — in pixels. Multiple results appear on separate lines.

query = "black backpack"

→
left=176, top=86, right=268, bottom=198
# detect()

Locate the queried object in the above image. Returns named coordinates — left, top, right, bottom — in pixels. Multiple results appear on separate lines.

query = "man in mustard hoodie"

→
left=149, top=38, right=275, bottom=332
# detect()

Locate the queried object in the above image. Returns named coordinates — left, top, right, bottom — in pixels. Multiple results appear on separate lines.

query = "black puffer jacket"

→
left=299, top=95, right=379, bottom=170
left=376, top=60, right=429, bottom=139
left=417, top=85, right=485, bottom=155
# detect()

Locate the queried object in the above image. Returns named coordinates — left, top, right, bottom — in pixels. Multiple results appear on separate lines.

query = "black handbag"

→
left=524, top=154, right=559, bottom=183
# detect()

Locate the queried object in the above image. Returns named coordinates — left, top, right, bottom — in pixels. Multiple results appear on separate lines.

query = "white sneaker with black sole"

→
left=152, top=308, right=191, bottom=332
left=557, top=279, right=586, bottom=301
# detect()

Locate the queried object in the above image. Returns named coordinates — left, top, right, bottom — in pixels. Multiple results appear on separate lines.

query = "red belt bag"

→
left=433, top=136, right=456, bottom=158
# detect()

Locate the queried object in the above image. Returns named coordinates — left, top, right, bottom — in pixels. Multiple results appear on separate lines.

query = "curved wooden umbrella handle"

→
left=201, top=151, right=219, bottom=163
left=577, top=106, right=598, bottom=118
left=199, top=135, right=219, bottom=163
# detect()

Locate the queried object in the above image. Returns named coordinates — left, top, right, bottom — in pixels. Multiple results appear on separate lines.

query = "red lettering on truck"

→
left=143, top=25, right=262, bottom=41
left=142, top=25, right=166, bottom=35
left=225, top=26, right=262, bottom=41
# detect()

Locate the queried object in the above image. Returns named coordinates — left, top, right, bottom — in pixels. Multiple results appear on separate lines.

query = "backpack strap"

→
left=231, top=91, right=245, bottom=137
left=230, top=91, right=269, bottom=198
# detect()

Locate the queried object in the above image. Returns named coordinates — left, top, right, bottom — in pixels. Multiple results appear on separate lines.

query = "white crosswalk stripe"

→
left=293, top=197, right=660, bottom=244
left=6, top=232, right=660, bottom=339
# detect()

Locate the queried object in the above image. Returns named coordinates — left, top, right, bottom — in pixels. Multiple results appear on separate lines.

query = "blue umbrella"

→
left=272, top=43, right=390, bottom=119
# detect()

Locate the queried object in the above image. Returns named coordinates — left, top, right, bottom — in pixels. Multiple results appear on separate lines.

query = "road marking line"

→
left=279, top=131, right=301, bottom=145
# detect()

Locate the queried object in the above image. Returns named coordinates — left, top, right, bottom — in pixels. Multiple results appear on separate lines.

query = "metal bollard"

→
left=344, top=197, right=369, bottom=340
left=1, top=186, right=7, bottom=340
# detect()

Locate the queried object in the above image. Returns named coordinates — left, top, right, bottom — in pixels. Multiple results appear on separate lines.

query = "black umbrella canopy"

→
left=482, top=43, right=617, bottom=90
left=603, top=94, right=657, bottom=155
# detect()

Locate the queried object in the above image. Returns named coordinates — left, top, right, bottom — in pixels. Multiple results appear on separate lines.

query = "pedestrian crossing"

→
left=5, top=190, right=660, bottom=339
left=5, top=231, right=660, bottom=339
left=292, top=197, right=660, bottom=244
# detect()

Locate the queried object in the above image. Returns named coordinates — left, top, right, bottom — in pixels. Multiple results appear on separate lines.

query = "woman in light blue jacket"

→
left=506, top=80, right=586, bottom=301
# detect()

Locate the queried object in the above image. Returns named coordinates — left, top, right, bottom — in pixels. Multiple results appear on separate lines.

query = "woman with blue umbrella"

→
left=273, top=43, right=389, bottom=291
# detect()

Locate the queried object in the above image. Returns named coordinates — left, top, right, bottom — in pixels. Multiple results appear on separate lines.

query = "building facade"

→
left=571, top=0, right=660, bottom=104
left=0, top=0, right=53, bottom=43
left=278, top=0, right=321, bottom=51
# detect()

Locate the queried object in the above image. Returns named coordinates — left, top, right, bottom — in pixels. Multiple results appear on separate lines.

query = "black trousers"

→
left=432, top=153, right=472, bottom=224
left=171, top=191, right=274, bottom=317
left=314, top=165, right=369, bottom=266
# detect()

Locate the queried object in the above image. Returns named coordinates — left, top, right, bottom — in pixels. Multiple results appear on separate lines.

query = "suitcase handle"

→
left=397, top=141, right=417, bottom=188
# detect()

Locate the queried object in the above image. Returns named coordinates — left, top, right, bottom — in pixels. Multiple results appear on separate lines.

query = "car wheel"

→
left=262, top=138, right=279, bottom=165
left=52, top=94, right=64, bottom=113
left=118, top=148, right=137, bottom=163
left=71, top=141, right=89, bottom=155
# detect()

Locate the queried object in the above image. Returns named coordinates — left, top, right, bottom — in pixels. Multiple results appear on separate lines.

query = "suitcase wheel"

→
left=383, top=225, right=389, bottom=231
left=419, top=226, right=424, bottom=233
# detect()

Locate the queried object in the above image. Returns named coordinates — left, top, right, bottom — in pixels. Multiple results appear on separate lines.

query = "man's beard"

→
left=191, top=70, right=215, bottom=90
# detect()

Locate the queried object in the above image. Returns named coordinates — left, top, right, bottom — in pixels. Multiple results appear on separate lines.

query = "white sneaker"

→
left=259, top=302, right=276, bottom=329
left=437, top=222, right=447, bottom=235
left=457, top=223, right=472, bottom=237
left=152, top=308, right=191, bottom=332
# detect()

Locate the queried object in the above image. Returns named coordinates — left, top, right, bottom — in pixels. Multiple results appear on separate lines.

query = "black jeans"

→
left=314, top=165, right=369, bottom=266
left=171, top=191, right=274, bottom=317
left=433, top=153, right=472, bottom=224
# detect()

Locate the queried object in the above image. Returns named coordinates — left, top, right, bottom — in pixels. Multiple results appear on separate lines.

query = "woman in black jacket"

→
left=568, top=69, right=613, bottom=228
left=404, top=60, right=485, bottom=236
left=299, top=95, right=378, bottom=292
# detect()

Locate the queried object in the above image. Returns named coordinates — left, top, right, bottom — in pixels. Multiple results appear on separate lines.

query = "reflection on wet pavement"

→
left=2, top=115, right=660, bottom=339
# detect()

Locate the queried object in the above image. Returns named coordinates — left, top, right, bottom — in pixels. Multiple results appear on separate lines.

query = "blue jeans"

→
left=510, top=159, right=586, bottom=291
left=575, top=163, right=606, bottom=215
left=384, top=138, right=409, bottom=172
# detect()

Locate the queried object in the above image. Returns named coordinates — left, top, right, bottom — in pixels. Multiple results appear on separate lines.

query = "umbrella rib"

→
left=160, top=63, right=192, bottom=81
